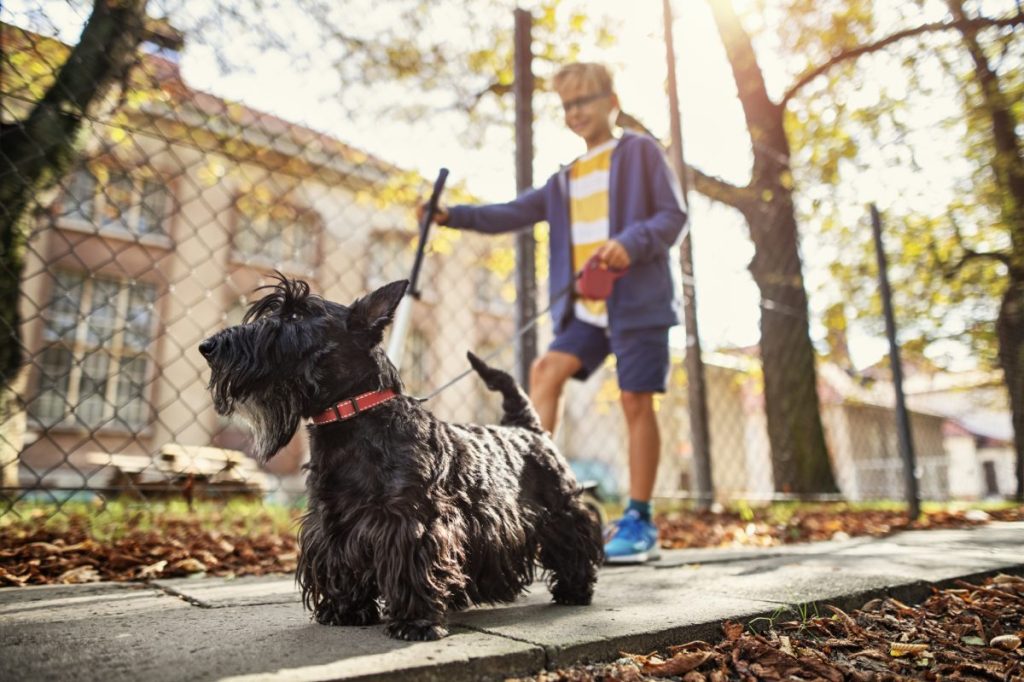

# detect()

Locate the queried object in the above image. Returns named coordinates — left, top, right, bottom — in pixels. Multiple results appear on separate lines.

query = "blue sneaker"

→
left=603, top=509, right=660, bottom=563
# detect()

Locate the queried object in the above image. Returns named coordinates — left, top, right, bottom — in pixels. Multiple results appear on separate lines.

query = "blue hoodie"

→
left=446, top=131, right=688, bottom=333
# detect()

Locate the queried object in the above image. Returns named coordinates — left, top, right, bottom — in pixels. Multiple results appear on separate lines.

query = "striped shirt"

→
left=569, top=137, right=617, bottom=327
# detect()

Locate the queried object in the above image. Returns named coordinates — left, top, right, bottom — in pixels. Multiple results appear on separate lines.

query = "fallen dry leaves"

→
left=656, top=505, right=1024, bottom=549
left=0, top=514, right=298, bottom=586
left=1, top=504, right=1020, bottom=587
left=511, top=573, right=1024, bottom=681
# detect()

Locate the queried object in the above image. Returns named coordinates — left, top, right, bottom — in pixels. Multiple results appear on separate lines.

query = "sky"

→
left=2, top=0, right=990, bottom=370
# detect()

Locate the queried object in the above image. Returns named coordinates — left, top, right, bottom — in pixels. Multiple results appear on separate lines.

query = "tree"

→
left=683, top=0, right=1022, bottom=495
left=946, top=0, right=1024, bottom=501
left=784, top=0, right=1022, bottom=500
left=1, top=0, right=151, bottom=496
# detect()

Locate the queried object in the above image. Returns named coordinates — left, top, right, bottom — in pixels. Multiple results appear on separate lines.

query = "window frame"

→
left=30, top=272, right=158, bottom=434
left=230, top=193, right=323, bottom=274
left=57, top=161, right=172, bottom=244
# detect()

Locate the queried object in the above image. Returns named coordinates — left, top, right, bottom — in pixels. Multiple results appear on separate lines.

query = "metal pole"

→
left=869, top=203, right=920, bottom=520
left=513, top=8, right=538, bottom=391
left=663, top=0, right=713, bottom=510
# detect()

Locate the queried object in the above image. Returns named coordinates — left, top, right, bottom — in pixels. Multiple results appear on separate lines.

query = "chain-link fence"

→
left=2, top=0, right=1021, bottom=518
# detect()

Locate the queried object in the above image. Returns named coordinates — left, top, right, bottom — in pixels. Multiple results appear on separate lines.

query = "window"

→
left=367, top=232, right=415, bottom=290
left=31, top=272, right=157, bottom=431
left=61, top=164, right=169, bottom=237
left=233, top=196, right=320, bottom=268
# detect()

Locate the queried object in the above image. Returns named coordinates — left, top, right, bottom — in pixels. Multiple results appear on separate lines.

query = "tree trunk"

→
left=1, top=0, right=147, bottom=384
left=0, top=0, right=148, bottom=494
left=997, top=278, right=1024, bottom=501
left=949, top=0, right=1024, bottom=501
left=1, top=372, right=29, bottom=500
left=704, top=0, right=838, bottom=495
left=744, top=186, right=838, bottom=494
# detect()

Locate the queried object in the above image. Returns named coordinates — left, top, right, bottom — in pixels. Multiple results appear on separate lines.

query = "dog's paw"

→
left=385, top=619, right=448, bottom=641
left=551, top=590, right=593, bottom=606
left=314, top=604, right=381, bottom=627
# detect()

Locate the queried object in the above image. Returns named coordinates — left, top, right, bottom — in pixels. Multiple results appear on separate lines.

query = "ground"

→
left=1, top=499, right=1021, bottom=585
left=516, top=573, right=1024, bottom=681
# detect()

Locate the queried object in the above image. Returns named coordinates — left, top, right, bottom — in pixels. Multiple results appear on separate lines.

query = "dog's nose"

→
left=198, top=337, right=218, bottom=359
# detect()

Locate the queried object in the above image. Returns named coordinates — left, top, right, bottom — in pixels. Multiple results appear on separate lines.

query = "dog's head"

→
left=198, top=275, right=408, bottom=463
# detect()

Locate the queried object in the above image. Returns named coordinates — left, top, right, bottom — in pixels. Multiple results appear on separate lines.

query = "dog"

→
left=198, top=276, right=603, bottom=640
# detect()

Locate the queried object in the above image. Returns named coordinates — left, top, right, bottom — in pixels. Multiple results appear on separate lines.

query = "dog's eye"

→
left=290, top=312, right=302, bottom=321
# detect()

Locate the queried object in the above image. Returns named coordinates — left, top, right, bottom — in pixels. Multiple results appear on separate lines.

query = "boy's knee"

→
left=530, top=354, right=568, bottom=394
left=620, top=391, right=655, bottom=418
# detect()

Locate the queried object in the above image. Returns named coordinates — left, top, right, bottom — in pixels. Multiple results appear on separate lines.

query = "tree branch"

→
left=616, top=110, right=659, bottom=140
left=706, top=0, right=780, bottom=157
left=780, top=12, right=1024, bottom=107
left=938, top=211, right=1012, bottom=278
left=690, top=165, right=751, bottom=210
left=956, top=249, right=1011, bottom=269
left=614, top=110, right=750, bottom=209
left=947, top=0, right=1024, bottom=261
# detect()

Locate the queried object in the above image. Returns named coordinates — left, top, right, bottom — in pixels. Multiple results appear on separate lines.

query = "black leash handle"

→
left=409, top=168, right=449, bottom=299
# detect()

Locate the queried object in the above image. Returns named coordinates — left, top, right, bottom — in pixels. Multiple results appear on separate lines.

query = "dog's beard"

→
left=235, top=397, right=301, bottom=464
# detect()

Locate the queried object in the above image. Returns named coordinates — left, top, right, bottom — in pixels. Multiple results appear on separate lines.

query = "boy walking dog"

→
left=420, top=62, right=687, bottom=562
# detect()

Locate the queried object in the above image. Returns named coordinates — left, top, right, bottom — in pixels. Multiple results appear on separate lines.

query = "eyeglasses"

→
left=561, top=91, right=611, bottom=113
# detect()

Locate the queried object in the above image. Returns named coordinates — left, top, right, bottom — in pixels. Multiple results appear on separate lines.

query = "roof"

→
left=2, top=21, right=401, bottom=186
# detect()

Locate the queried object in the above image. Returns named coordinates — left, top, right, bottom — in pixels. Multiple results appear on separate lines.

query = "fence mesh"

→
left=2, top=0, right=1020, bottom=518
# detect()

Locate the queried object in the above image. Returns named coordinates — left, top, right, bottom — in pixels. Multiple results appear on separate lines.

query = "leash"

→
left=414, top=277, right=578, bottom=402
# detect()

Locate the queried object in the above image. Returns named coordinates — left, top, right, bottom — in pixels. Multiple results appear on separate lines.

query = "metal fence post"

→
left=869, top=203, right=921, bottom=520
left=663, top=0, right=713, bottom=510
left=513, top=7, right=538, bottom=391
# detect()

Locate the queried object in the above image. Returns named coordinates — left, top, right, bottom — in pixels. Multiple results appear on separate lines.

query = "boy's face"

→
left=558, top=78, right=619, bottom=148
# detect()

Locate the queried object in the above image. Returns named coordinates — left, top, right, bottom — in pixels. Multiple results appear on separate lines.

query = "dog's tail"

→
left=467, top=351, right=544, bottom=433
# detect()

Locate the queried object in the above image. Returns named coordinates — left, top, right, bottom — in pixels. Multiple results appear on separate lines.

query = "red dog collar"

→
left=311, top=389, right=399, bottom=425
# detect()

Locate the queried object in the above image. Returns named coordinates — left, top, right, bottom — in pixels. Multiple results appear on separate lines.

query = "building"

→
left=4, top=23, right=516, bottom=499
left=559, top=350, right=953, bottom=502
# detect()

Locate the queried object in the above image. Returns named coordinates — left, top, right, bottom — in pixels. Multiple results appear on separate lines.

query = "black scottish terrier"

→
left=199, top=276, right=603, bottom=641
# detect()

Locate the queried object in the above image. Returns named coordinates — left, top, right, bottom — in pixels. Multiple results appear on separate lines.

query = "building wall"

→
left=827, top=404, right=949, bottom=501
left=16, top=113, right=515, bottom=494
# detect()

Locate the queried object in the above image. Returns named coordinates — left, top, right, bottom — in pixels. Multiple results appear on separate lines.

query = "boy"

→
left=419, top=62, right=686, bottom=563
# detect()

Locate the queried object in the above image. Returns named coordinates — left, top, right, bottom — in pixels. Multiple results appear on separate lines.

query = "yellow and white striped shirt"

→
left=569, top=137, right=617, bottom=327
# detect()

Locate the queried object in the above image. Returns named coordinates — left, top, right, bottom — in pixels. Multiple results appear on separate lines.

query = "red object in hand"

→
left=577, top=255, right=628, bottom=300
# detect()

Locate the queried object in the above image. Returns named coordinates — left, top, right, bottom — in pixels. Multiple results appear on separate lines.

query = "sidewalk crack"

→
left=456, top=623, right=552, bottom=669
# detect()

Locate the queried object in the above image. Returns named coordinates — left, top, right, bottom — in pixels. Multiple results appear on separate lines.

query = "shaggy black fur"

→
left=199, top=276, right=603, bottom=641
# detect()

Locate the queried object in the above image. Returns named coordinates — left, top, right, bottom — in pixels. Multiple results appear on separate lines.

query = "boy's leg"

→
left=531, top=318, right=611, bottom=434
left=529, top=351, right=582, bottom=434
left=603, top=326, right=670, bottom=563
left=620, top=391, right=660, bottom=504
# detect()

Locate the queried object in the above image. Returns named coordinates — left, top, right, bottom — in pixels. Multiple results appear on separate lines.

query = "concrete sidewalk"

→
left=2, top=522, right=1022, bottom=682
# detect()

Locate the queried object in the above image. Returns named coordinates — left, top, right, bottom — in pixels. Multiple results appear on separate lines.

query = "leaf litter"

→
left=509, top=573, right=1024, bottom=681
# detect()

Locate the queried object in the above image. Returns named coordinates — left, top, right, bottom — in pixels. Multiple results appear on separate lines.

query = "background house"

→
left=8, top=23, right=517, bottom=500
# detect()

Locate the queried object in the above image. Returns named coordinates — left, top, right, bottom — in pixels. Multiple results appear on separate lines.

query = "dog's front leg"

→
left=311, top=567, right=381, bottom=627
left=377, top=518, right=467, bottom=641
left=298, top=514, right=381, bottom=626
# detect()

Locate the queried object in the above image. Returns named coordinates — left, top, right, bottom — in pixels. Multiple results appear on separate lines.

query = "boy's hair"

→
left=552, top=63, right=615, bottom=97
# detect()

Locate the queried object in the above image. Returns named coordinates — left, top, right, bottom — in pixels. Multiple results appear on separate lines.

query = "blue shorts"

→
left=549, top=318, right=670, bottom=393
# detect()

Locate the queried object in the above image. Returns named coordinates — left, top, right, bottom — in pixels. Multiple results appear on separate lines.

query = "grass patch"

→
left=1, top=498, right=301, bottom=542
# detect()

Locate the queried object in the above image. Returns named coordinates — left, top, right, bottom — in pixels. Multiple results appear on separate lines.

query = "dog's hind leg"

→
left=538, top=499, right=603, bottom=606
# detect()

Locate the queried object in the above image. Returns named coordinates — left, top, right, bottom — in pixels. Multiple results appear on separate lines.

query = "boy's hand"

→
left=594, top=240, right=630, bottom=269
left=416, top=200, right=450, bottom=226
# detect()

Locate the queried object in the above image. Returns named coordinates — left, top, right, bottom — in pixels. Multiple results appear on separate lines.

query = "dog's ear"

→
left=350, top=280, right=409, bottom=344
